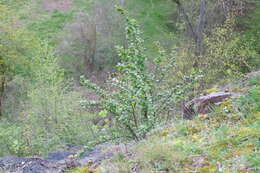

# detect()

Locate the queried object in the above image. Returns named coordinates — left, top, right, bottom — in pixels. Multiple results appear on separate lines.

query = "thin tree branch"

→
left=172, top=0, right=198, bottom=43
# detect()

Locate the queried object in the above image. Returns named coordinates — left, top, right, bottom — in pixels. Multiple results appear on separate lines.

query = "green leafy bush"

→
left=0, top=121, right=28, bottom=156
left=81, top=10, right=201, bottom=140
left=0, top=42, right=102, bottom=156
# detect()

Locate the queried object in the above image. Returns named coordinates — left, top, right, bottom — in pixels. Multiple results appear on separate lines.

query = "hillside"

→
left=96, top=72, right=260, bottom=172
left=0, top=0, right=259, bottom=173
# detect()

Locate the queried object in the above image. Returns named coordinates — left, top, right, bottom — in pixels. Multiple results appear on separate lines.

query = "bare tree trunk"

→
left=172, top=0, right=198, bottom=43
left=172, top=0, right=207, bottom=61
left=80, top=21, right=97, bottom=74
left=196, top=0, right=206, bottom=55
left=89, top=24, right=96, bottom=72
left=0, top=75, right=5, bottom=117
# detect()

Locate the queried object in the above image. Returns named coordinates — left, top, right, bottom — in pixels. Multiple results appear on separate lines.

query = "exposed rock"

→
left=46, top=152, right=75, bottom=161
left=0, top=153, right=80, bottom=173
left=0, top=143, right=132, bottom=173
left=183, top=92, right=233, bottom=119
left=78, top=144, right=118, bottom=168
left=77, top=143, right=132, bottom=169
left=0, top=156, right=64, bottom=173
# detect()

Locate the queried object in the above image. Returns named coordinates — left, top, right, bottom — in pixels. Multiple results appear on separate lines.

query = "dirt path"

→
left=42, top=0, right=73, bottom=11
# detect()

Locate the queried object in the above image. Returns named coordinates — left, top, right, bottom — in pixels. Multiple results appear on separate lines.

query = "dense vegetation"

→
left=98, top=75, right=260, bottom=172
left=0, top=0, right=259, bottom=172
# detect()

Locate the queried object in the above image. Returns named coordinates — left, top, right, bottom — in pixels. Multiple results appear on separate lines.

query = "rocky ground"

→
left=0, top=143, right=131, bottom=173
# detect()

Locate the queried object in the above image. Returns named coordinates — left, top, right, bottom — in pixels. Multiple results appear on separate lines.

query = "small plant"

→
left=81, top=9, right=202, bottom=140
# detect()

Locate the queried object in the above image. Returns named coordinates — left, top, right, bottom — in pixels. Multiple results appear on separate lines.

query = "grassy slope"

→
left=24, top=0, right=75, bottom=45
left=21, top=0, right=175, bottom=53
left=97, top=74, right=260, bottom=172
left=126, top=0, right=176, bottom=55
left=4, top=0, right=260, bottom=171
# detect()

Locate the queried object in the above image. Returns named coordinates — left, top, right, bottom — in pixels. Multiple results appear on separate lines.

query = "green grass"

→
left=73, top=0, right=93, bottom=12
left=21, top=0, right=176, bottom=55
left=74, top=0, right=177, bottom=56
left=126, top=0, right=176, bottom=55
left=250, top=75, right=260, bottom=85
left=100, top=75, right=260, bottom=172
left=26, top=10, right=73, bottom=45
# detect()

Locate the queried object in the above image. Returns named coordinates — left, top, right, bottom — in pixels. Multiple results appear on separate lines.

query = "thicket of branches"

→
left=57, top=0, right=124, bottom=79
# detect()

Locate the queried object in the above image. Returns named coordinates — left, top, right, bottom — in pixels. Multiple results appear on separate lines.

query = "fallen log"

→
left=183, top=92, right=233, bottom=119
